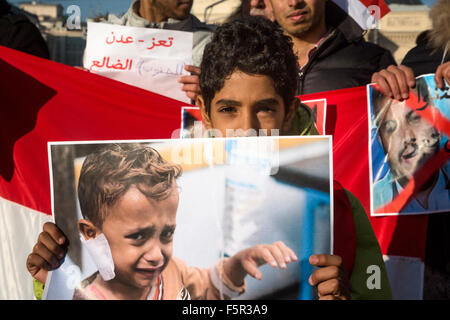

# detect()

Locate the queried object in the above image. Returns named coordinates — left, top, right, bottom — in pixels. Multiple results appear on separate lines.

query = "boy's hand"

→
left=435, top=61, right=450, bottom=90
left=371, top=65, right=416, bottom=101
left=225, top=241, right=298, bottom=287
left=309, top=254, right=351, bottom=300
left=26, top=222, right=69, bottom=284
left=178, top=65, right=201, bottom=102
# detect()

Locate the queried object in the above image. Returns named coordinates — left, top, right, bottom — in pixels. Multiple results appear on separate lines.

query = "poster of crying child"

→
left=44, top=136, right=333, bottom=300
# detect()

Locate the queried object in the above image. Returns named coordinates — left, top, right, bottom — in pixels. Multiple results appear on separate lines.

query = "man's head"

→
left=226, top=0, right=274, bottom=24
left=198, top=16, right=299, bottom=136
left=248, top=0, right=275, bottom=21
left=372, top=82, right=441, bottom=183
left=149, top=0, right=193, bottom=21
left=269, top=0, right=326, bottom=38
left=77, top=143, right=182, bottom=288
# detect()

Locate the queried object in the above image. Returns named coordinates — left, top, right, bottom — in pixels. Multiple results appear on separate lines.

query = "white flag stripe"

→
left=0, top=196, right=52, bottom=300
left=383, top=255, right=424, bottom=300
left=333, top=0, right=383, bottom=30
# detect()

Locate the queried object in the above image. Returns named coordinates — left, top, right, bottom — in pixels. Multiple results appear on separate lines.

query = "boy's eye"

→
left=258, top=106, right=276, bottom=113
left=218, top=106, right=236, bottom=113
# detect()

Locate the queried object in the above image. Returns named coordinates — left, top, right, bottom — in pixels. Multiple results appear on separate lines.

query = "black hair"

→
left=0, top=0, right=11, bottom=16
left=199, top=16, right=299, bottom=115
left=78, top=143, right=181, bottom=228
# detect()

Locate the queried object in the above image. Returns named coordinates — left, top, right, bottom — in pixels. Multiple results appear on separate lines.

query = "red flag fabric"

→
left=0, top=46, right=190, bottom=299
left=0, top=45, right=186, bottom=216
left=358, top=0, right=390, bottom=16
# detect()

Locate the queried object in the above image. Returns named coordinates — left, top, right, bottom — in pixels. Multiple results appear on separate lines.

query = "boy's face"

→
left=100, top=183, right=179, bottom=289
left=199, top=70, right=297, bottom=136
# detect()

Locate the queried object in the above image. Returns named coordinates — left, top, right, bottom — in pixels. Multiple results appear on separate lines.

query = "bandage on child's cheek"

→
left=79, top=233, right=115, bottom=281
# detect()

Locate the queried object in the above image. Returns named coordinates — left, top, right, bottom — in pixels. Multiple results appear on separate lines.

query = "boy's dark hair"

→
left=78, top=143, right=182, bottom=228
left=0, top=0, right=11, bottom=16
left=200, top=16, right=299, bottom=115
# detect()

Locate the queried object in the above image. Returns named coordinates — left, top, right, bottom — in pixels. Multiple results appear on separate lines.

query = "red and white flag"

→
left=0, top=46, right=185, bottom=299
left=332, top=0, right=391, bottom=29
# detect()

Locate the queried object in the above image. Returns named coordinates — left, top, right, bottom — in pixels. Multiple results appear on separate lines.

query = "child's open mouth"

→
left=135, top=268, right=161, bottom=278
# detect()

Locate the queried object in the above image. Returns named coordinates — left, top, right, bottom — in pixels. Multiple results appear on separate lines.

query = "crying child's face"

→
left=101, top=183, right=179, bottom=289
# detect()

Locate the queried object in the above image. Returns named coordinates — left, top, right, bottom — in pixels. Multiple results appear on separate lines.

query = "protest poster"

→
left=300, top=84, right=430, bottom=299
left=44, top=137, right=333, bottom=300
left=84, top=22, right=193, bottom=103
left=368, top=74, right=450, bottom=216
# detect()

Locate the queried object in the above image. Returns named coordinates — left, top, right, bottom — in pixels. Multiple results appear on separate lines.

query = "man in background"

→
left=0, top=0, right=49, bottom=59
left=103, top=0, right=214, bottom=101
left=269, top=0, right=396, bottom=95
left=235, top=0, right=395, bottom=95
left=226, top=0, right=275, bottom=22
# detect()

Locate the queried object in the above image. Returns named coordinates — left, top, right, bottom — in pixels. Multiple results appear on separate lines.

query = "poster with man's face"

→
left=369, top=74, right=450, bottom=216
left=44, top=137, right=333, bottom=300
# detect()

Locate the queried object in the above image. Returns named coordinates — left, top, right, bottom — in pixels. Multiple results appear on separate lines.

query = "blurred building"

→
left=367, top=4, right=432, bottom=64
left=45, top=21, right=87, bottom=66
left=19, top=0, right=62, bottom=21
left=17, top=1, right=86, bottom=66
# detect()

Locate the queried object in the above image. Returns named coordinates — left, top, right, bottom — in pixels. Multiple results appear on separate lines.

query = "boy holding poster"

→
left=196, top=17, right=391, bottom=300
left=27, top=17, right=390, bottom=300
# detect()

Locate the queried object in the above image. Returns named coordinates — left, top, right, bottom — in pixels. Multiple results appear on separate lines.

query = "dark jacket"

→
left=402, top=31, right=449, bottom=76
left=297, top=1, right=396, bottom=95
left=0, top=2, right=50, bottom=59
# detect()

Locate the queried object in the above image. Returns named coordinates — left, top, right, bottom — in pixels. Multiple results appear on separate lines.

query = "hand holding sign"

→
left=178, top=65, right=201, bottom=102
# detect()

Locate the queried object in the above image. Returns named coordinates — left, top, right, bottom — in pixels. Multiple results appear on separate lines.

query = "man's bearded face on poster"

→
left=376, top=98, right=441, bottom=184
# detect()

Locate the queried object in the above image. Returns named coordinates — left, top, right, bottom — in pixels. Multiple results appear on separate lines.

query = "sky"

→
left=8, top=0, right=437, bottom=21
left=8, top=0, right=132, bottom=20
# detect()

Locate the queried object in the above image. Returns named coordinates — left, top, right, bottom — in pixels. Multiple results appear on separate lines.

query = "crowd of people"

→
left=1, top=0, right=449, bottom=300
